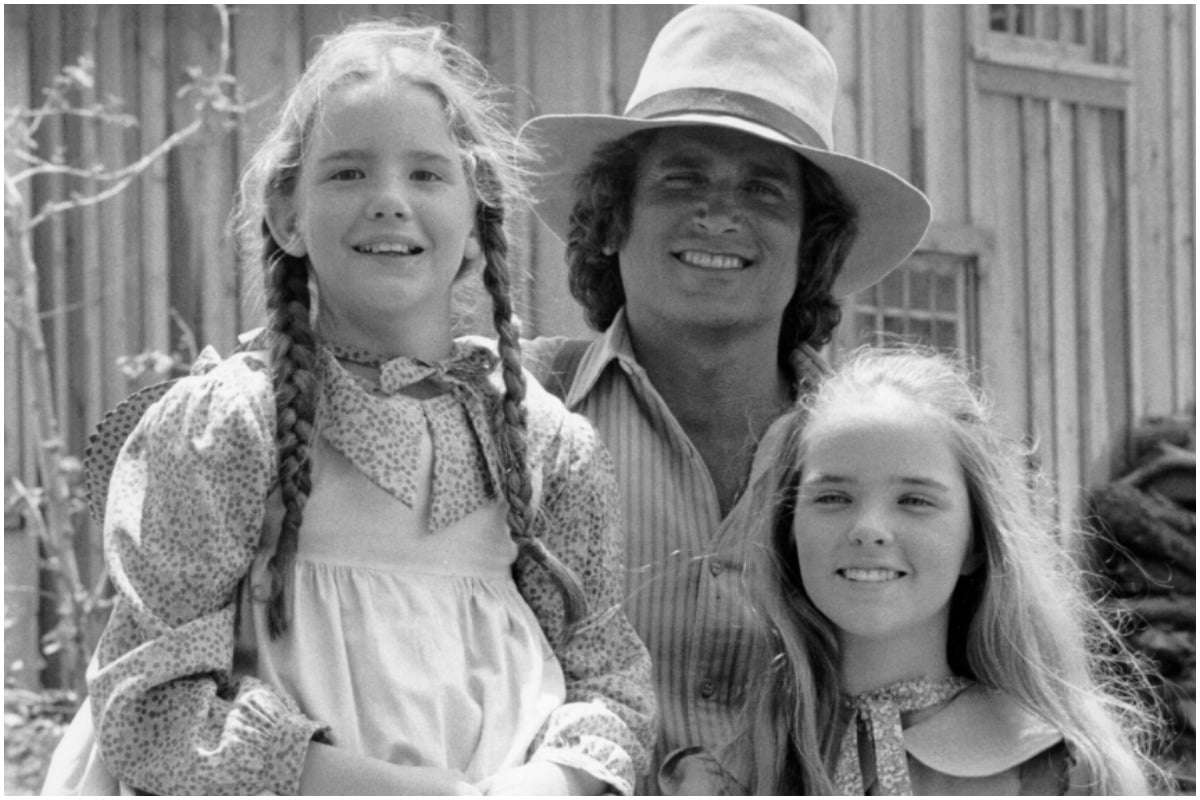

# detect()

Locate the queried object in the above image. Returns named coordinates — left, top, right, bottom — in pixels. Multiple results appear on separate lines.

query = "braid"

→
left=262, top=230, right=319, bottom=637
left=477, top=204, right=588, bottom=628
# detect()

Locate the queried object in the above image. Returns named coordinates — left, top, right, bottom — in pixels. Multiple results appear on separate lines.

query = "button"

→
left=699, top=679, right=716, bottom=699
left=709, top=560, right=723, bottom=576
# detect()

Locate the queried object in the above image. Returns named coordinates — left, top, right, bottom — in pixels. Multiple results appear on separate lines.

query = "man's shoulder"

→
left=521, top=336, right=592, bottom=401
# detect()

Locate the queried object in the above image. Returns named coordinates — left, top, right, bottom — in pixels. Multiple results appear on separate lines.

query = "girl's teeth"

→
left=841, top=568, right=901, bottom=582
left=679, top=250, right=746, bottom=269
left=358, top=243, right=419, bottom=255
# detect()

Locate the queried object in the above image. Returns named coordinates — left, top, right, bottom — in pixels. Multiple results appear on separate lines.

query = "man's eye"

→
left=329, top=167, right=364, bottom=181
left=747, top=181, right=785, bottom=198
left=662, top=172, right=702, bottom=187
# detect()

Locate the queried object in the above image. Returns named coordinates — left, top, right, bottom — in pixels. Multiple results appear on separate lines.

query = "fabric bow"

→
left=833, top=676, right=972, bottom=795
left=327, top=341, right=499, bottom=396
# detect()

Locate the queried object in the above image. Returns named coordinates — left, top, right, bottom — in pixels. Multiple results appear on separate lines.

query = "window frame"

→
left=832, top=223, right=993, bottom=362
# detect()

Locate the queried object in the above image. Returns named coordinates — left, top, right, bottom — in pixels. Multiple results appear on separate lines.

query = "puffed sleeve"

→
left=88, top=355, right=327, bottom=795
left=515, top=405, right=656, bottom=796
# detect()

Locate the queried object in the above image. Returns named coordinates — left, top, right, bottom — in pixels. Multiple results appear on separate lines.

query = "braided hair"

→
left=477, top=200, right=587, bottom=627
left=236, top=21, right=585, bottom=636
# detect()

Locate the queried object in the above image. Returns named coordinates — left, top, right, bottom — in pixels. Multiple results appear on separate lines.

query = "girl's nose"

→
left=367, top=180, right=411, bottom=219
left=848, top=511, right=893, bottom=547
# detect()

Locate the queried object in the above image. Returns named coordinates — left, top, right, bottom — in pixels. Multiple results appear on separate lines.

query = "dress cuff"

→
left=529, top=746, right=631, bottom=796
left=227, top=676, right=330, bottom=795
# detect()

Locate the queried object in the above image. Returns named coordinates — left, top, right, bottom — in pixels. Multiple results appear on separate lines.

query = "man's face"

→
left=616, top=126, right=804, bottom=341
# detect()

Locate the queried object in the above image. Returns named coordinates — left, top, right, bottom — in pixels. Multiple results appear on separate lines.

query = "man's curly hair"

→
left=564, top=128, right=858, bottom=367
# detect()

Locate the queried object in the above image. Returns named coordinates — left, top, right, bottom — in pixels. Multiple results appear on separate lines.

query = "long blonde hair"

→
left=733, top=346, right=1163, bottom=794
left=234, top=20, right=585, bottom=637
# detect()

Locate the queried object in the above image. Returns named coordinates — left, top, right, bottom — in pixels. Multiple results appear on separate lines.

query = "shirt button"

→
left=709, top=560, right=723, bottom=576
left=699, top=679, right=716, bottom=699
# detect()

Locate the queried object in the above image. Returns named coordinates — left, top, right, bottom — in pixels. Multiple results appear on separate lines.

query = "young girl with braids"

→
left=79, top=21, right=653, bottom=796
left=663, top=347, right=1163, bottom=795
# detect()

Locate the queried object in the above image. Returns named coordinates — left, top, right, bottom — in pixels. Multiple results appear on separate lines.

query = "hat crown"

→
left=625, top=4, right=838, bottom=150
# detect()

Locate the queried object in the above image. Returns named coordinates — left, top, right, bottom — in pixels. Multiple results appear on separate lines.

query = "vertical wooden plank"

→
left=972, top=93, right=1029, bottom=443
left=485, top=6, right=537, bottom=328
left=28, top=7, right=69, bottom=476
left=1127, top=5, right=1170, bottom=418
left=525, top=5, right=613, bottom=339
left=65, top=5, right=104, bottom=455
left=1076, top=106, right=1116, bottom=487
left=96, top=5, right=132, bottom=408
left=5, top=5, right=32, bottom=484
left=4, top=2, right=43, bottom=692
left=1021, top=97, right=1055, bottom=476
left=232, top=5, right=303, bottom=330
left=1166, top=6, right=1196, bottom=410
left=136, top=6, right=170, bottom=359
left=168, top=5, right=237, bottom=351
left=1100, top=109, right=1132, bottom=468
left=1047, top=99, right=1080, bottom=524
left=869, top=5, right=913, bottom=180
left=915, top=5, right=968, bottom=223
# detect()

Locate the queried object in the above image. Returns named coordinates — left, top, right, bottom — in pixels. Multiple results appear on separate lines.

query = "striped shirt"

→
left=525, top=310, right=818, bottom=793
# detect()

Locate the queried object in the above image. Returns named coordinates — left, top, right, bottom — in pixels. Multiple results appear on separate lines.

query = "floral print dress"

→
left=88, top=339, right=654, bottom=795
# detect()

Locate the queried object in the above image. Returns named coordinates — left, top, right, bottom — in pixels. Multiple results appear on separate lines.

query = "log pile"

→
left=1087, top=414, right=1195, bottom=792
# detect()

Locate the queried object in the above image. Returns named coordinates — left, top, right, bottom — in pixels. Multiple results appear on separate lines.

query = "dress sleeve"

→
left=88, top=358, right=326, bottom=795
left=515, top=411, right=656, bottom=796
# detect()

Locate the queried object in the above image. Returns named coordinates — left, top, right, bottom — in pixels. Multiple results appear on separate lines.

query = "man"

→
left=520, top=4, right=930, bottom=791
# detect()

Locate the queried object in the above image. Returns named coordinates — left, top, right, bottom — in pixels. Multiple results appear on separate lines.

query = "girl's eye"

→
left=809, top=491, right=851, bottom=506
left=899, top=495, right=936, bottom=508
left=411, top=169, right=444, bottom=183
left=329, top=167, right=364, bottom=181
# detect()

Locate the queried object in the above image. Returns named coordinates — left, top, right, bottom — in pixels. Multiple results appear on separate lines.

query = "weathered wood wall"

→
left=4, top=4, right=1195, bottom=686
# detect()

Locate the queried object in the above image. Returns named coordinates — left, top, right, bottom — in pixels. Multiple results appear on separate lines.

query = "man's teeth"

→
left=840, top=568, right=903, bottom=582
left=357, top=243, right=421, bottom=255
left=678, top=250, right=746, bottom=269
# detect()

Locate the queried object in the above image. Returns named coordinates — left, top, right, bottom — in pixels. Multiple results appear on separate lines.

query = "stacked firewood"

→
left=1087, top=414, right=1195, bottom=792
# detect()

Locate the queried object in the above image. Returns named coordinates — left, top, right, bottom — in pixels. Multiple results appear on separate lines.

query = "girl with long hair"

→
left=64, top=20, right=652, bottom=796
left=670, top=346, right=1163, bottom=795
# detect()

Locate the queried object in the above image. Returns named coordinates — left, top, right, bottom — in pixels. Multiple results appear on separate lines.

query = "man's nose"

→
left=691, top=187, right=742, bottom=233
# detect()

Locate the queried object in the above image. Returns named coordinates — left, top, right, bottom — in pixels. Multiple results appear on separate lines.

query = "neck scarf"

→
left=319, top=340, right=504, bottom=531
left=325, top=341, right=498, bottom=395
left=833, top=675, right=973, bottom=795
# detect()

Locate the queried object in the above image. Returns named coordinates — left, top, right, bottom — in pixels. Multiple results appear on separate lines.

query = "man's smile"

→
left=674, top=249, right=750, bottom=270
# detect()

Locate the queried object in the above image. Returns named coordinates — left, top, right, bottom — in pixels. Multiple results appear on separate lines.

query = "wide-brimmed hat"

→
left=519, top=4, right=931, bottom=297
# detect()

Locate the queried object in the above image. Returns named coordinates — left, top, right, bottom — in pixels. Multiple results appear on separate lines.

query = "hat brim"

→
left=519, top=112, right=931, bottom=297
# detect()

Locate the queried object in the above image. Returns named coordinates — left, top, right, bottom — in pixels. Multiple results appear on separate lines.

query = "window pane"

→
left=935, top=273, right=958, bottom=312
left=880, top=273, right=905, bottom=308
left=910, top=270, right=932, bottom=308
left=842, top=250, right=977, bottom=358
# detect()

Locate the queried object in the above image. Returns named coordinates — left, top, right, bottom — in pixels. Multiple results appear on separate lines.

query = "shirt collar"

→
left=564, top=307, right=641, bottom=408
left=903, top=683, right=1064, bottom=778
